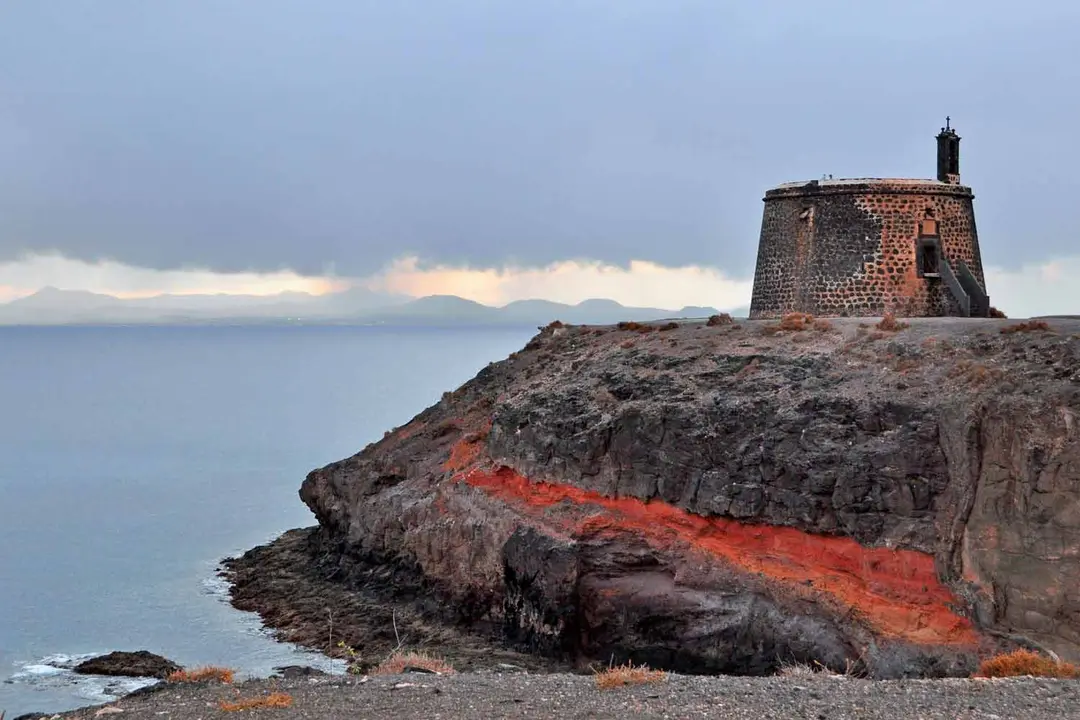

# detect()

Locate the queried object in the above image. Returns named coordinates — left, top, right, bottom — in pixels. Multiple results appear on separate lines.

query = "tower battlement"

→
left=749, top=122, right=989, bottom=319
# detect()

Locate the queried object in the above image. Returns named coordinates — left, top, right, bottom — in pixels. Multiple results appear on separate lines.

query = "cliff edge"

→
left=227, top=315, right=1080, bottom=678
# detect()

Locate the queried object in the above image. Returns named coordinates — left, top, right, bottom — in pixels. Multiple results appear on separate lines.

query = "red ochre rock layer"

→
left=458, top=464, right=978, bottom=648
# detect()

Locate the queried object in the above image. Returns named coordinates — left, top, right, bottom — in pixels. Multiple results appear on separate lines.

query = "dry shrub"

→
left=167, top=666, right=235, bottom=684
left=812, top=318, right=833, bottom=332
left=594, top=662, right=667, bottom=690
left=658, top=321, right=680, bottom=332
left=593, top=328, right=606, bottom=336
left=373, top=650, right=456, bottom=676
left=948, top=360, right=1001, bottom=386
left=760, top=312, right=821, bottom=334
left=976, top=650, right=1080, bottom=679
left=545, top=320, right=566, bottom=330
left=887, top=355, right=920, bottom=374
left=1000, top=320, right=1051, bottom=334
left=219, top=692, right=294, bottom=712
left=617, top=321, right=655, bottom=333
left=432, top=420, right=459, bottom=438
left=777, top=660, right=840, bottom=678
left=875, top=313, right=910, bottom=332
left=706, top=313, right=734, bottom=327
left=779, top=312, right=814, bottom=331
left=989, top=306, right=1008, bottom=319
left=734, top=357, right=761, bottom=380
left=777, top=662, right=818, bottom=678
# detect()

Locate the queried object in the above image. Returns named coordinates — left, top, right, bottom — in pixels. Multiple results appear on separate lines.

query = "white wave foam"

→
left=200, top=572, right=232, bottom=599
left=9, top=653, right=161, bottom=703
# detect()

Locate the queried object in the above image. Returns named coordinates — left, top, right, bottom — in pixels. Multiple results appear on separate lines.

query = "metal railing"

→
left=955, top=261, right=990, bottom=317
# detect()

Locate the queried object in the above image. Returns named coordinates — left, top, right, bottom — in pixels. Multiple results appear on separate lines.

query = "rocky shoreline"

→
left=219, top=526, right=565, bottom=674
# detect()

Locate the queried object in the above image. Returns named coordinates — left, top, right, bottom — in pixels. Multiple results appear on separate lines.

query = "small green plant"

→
left=337, top=640, right=366, bottom=675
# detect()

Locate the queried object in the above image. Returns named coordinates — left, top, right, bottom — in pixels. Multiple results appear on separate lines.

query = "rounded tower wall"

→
left=749, top=180, right=984, bottom=319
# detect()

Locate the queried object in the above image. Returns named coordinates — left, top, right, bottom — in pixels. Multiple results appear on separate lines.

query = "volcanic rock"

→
left=73, top=651, right=181, bottom=679
left=236, top=316, right=1080, bottom=677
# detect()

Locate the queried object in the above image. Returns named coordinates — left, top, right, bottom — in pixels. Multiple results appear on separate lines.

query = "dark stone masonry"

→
left=750, top=120, right=990, bottom=319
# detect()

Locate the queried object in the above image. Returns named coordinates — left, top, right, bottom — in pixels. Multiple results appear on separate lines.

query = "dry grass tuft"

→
left=875, top=313, right=910, bottom=332
left=777, top=662, right=819, bottom=678
left=762, top=312, right=834, bottom=334
left=594, top=662, right=668, bottom=690
left=706, top=313, right=734, bottom=327
left=976, top=650, right=1080, bottom=679
left=989, top=306, right=1008, bottom=318
left=658, top=321, right=680, bottom=332
left=219, top=692, right=294, bottom=712
left=372, top=650, right=456, bottom=676
left=167, top=666, right=235, bottom=684
left=1000, top=320, right=1051, bottom=334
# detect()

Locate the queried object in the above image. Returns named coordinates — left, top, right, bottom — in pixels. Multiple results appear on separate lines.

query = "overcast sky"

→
left=1, top=1, right=1078, bottom=312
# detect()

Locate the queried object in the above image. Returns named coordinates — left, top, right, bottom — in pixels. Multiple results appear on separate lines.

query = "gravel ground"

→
left=36, top=671, right=1080, bottom=720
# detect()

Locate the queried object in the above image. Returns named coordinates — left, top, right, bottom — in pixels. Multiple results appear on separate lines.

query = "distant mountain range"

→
left=0, top=287, right=745, bottom=327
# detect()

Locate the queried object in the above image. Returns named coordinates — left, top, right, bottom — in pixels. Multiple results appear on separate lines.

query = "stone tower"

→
left=749, top=120, right=989, bottom=319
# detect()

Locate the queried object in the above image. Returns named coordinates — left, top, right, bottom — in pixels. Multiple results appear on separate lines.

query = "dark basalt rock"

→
left=73, top=650, right=181, bottom=679
left=273, top=665, right=329, bottom=679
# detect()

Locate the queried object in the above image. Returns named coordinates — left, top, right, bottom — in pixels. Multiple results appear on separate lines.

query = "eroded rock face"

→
left=293, top=317, right=1080, bottom=674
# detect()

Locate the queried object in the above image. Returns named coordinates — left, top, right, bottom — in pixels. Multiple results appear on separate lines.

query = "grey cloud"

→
left=0, top=0, right=1077, bottom=277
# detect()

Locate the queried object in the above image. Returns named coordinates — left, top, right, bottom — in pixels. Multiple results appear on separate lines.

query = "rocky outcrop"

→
left=260, top=317, right=1080, bottom=676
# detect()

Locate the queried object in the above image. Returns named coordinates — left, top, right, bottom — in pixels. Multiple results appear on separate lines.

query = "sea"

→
left=0, top=324, right=537, bottom=717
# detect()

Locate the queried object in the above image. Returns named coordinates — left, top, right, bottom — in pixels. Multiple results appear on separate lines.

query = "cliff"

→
left=231, top=315, right=1080, bottom=678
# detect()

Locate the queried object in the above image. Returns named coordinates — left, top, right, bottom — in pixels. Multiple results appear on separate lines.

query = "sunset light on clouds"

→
left=2, top=251, right=1079, bottom=318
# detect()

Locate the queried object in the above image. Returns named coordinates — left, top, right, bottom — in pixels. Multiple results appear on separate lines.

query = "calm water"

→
left=0, top=325, right=535, bottom=716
